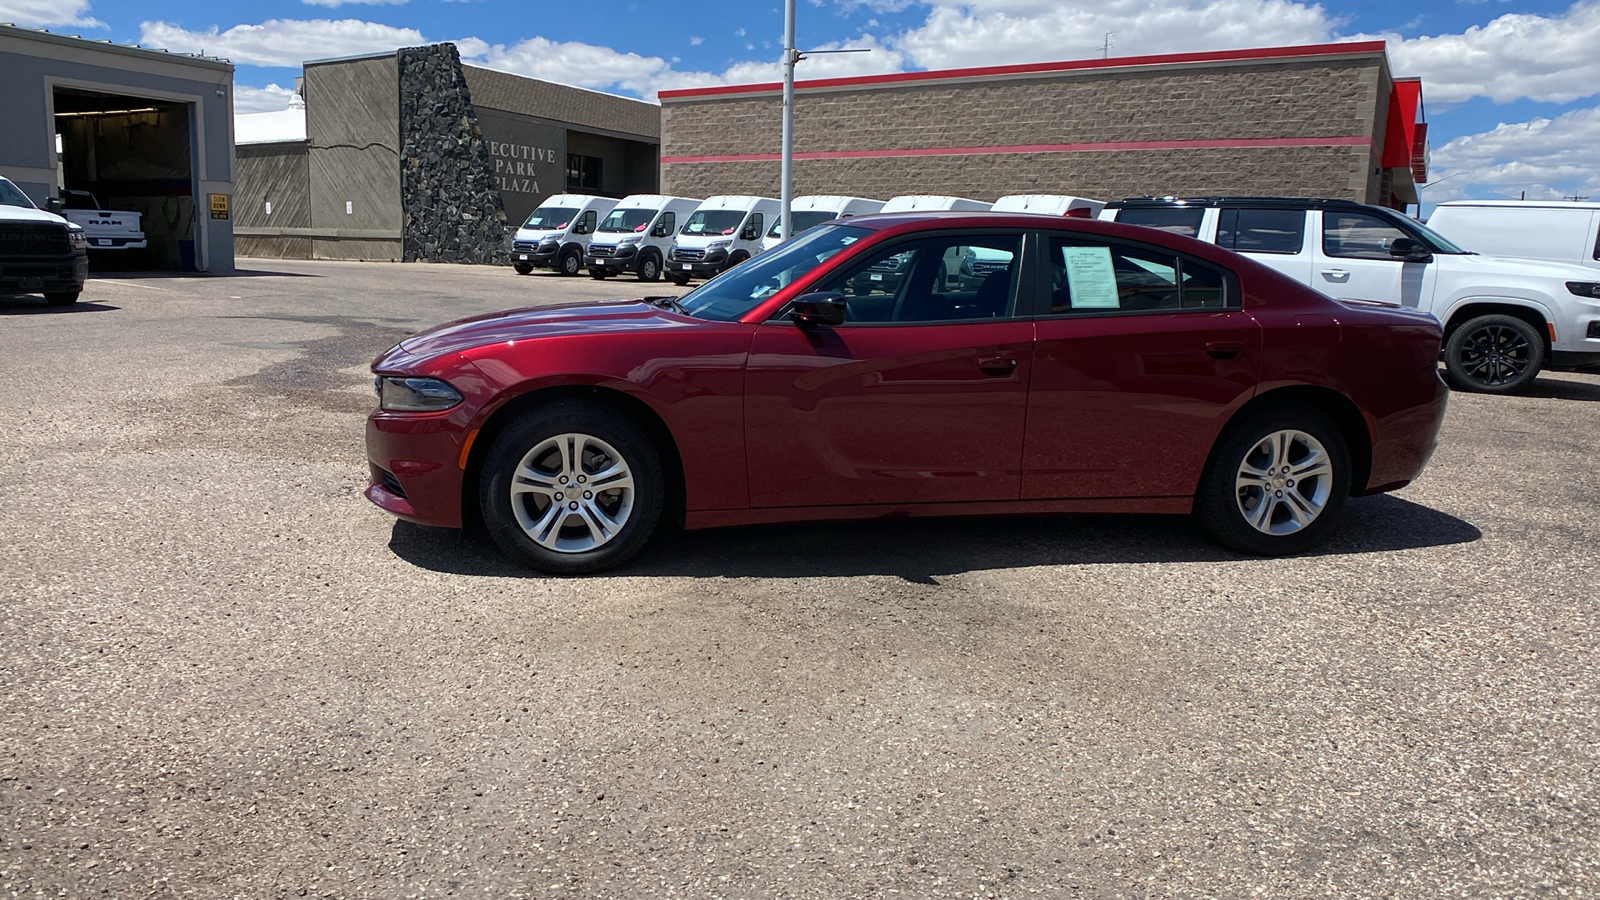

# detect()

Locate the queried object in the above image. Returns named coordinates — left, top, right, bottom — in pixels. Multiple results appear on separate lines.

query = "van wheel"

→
left=728, top=250, right=750, bottom=268
left=513, top=263, right=533, bottom=276
left=480, top=402, right=665, bottom=575
left=1195, top=406, right=1351, bottom=556
left=638, top=254, right=661, bottom=282
left=559, top=247, right=583, bottom=276
left=1442, top=314, right=1544, bottom=394
left=44, top=291, right=80, bottom=306
left=666, top=272, right=690, bottom=286
left=590, top=269, right=609, bottom=280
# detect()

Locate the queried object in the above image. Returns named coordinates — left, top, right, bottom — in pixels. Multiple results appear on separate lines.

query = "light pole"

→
left=778, top=0, right=867, bottom=242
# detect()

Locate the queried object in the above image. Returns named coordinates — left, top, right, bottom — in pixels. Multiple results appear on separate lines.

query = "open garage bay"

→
left=1, top=262, right=1596, bottom=898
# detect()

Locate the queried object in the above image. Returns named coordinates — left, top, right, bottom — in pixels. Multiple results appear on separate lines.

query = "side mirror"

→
left=652, top=223, right=669, bottom=237
left=791, top=291, right=848, bottom=329
left=741, top=226, right=758, bottom=241
left=1389, top=237, right=1432, bottom=263
left=45, top=197, right=63, bottom=214
left=573, top=223, right=589, bottom=235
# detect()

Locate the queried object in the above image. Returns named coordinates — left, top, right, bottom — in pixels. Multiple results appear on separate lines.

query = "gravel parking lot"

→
left=2, top=259, right=1596, bottom=899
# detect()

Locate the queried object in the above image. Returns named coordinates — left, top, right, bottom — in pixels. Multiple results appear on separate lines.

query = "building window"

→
left=567, top=154, right=602, bottom=191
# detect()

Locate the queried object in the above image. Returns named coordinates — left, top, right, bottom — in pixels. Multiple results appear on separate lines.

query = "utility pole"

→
left=780, top=0, right=797, bottom=241
left=1101, top=33, right=1115, bottom=58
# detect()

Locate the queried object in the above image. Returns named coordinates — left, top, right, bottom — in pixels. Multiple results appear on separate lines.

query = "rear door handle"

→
left=1206, top=341, right=1243, bottom=360
left=978, top=356, right=1019, bottom=376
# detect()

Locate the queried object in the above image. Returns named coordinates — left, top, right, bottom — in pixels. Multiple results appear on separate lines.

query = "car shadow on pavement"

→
left=0, top=297, right=119, bottom=315
left=1519, top=378, right=1600, bottom=401
left=387, top=494, right=1480, bottom=580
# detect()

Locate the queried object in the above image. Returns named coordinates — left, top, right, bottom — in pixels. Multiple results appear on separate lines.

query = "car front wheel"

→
left=638, top=254, right=660, bottom=282
left=1196, top=407, right=1351, bottom=556
left=1442, top=314, right=1544, bottom=394
left=513, top=263, right=533, bottom=276
left=480, top=402, right=665, bottom=574
left=559, top=248, right=583, bottom=276
left=44, top=291, right=80, bottom=306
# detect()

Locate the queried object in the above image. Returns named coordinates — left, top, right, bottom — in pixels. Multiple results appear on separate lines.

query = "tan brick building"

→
left=660, top=42, right=1427, bottom=210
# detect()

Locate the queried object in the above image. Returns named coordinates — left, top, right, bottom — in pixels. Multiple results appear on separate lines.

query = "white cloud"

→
left=689, top=35, right=704, bottom=45
left=138, top=18, right=425, bottom=67
left=233, top=82, right=300, bottom=114
left=1427, top=105, right=1600, bottom=199
left=0, top=0, right=103, bottom=28
left=302, top=0, right=407, bottom=7
left=1361, top=2, right=1600, bottom=105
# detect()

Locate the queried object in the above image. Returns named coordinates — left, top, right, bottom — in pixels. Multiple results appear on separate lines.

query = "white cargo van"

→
left=1100, top=196, right=1600, bottom=394
left=762, top=195, right=885, bottom=251
left=879, top=195, right=992, bottom=213
left=510, top=194, right=618, bottom=276
left=991, top=194, right=1104, bottom=218
left=583, top=194, right=699, bottom=282
left=1426, top=200, right=1600, bottom=273
left=665, top=195, right=778, bottom=284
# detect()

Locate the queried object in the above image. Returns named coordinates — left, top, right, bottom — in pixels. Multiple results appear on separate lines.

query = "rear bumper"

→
left=1363, top=374, right=1450, bottom=495
left=86, top=236, right=147, bottom=250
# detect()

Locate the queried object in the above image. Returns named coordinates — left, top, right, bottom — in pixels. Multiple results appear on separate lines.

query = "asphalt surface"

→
left=1, top=259, right=1596, bottom=899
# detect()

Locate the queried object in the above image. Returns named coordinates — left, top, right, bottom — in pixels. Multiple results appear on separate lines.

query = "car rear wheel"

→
left=1442, top=314, right=1544, bottom=394
left=638, top=254, right=661, bottom=282
left=559, top=247, right=583, bottom=276
left=480, top=402, right=664, bottom=574
left=513, top=263, right=533, bottom=276
left=1196, top=407, right=1351, bottom=556
left=44, top=291, right=80, bottom=306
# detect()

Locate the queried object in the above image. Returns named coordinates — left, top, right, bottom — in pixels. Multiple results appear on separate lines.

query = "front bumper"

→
left=366, top=411, right=470, bottom=528
left=0, top=252, right=89, bottom=293
left=587, top=243, right=640, bottom=273
left=511, top=246, right=560, bottom=267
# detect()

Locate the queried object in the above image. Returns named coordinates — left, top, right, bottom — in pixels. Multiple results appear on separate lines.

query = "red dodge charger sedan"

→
left=367, top=213, right=1448, bottom=574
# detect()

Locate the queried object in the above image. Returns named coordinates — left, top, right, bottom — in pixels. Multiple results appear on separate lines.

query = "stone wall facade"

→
left=661, top=49, right=1400, bottom=206
left=398, top=44, right=509, bottom=265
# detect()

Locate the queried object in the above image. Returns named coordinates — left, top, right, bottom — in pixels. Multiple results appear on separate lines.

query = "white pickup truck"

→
left=55, top=189, right=146, bottom=251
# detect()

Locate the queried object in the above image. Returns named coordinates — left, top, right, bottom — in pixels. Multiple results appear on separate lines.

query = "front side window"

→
left=656, top=211, right=675, bottom=236
left=1115, top=207, right=1205, bottom=237
left=678, top=224, right=869, bottom=322
left=1323, top=212, right=1412, bottom=260
left=817, top=233, right=1022, bottom=323
left=1218, top=208, right=1306, bottom=254
left=745, top=213, right=763, bottom=239
left=1046, top=238, right=1230, bottom=314
left=578, top=209, right=597, bottom=232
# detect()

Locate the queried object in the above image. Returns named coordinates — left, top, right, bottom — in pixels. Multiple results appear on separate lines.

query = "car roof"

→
left=1105, top=196, right=1377, bottom=211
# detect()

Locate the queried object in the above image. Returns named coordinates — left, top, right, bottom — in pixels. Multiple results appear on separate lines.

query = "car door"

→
left=1024, top=233, right=1261, bottom=500
left=744, top=230, right=1033, bottom=508
left=1313, top=209, right=1437, bottom=309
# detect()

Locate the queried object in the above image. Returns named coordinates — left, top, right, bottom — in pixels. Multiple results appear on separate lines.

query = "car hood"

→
left=389, top=299, right=690, bottom=363
left=0, top=205, right=70, bottom=226
left=1443, top=251, right=1598, bottom=281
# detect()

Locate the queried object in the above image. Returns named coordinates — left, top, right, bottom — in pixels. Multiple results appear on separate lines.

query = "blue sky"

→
left=6, top=0, right=1598, bottom=207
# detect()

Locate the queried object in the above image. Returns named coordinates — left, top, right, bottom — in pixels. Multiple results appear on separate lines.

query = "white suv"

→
left=1101, top=197, right=1600, bottom=393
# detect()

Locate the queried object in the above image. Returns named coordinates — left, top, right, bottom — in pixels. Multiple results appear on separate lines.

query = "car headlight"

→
left=707, top=239, right=733, bottom=249
left=618, top=235, right=643, bottom=245
left=377, top=376, right=463, bottom=412
left=67, top=226, right=86, bottom=250
left=1567, top=282, right=1600, bottom=298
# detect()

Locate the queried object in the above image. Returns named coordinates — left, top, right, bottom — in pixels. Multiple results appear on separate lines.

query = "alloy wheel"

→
left=1234, top=429, right=1335, bottom=535
left=509, top=433, right=636, bottom=553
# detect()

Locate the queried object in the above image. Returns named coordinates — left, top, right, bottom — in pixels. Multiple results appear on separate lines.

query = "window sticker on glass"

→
left=1062, top=246, right=1121, bottom=308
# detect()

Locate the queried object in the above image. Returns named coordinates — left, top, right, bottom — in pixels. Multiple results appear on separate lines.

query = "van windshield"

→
left=0, top=179, right=37, bottom=209
left=600, top=208, right=656, bottom=233
left=767, top=210, right=838, bottom=238
left=523, top=207, right=578, bottom=230
left=682, top=210, right=745, bottom=236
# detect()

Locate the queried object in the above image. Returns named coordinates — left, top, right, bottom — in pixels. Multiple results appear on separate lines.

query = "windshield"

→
left=600, top=208, right=656, bottom=233
left=522, top=206, right=578, bottom=230
left=682, top=209, right=746, bottom=236
left=679, top=224, right=871, bottom=322
left=767, top=210, right=838, bottom=238
left=0, top=179, right=37, bottom=209
left=1395, top=214, right=1472, bottom=254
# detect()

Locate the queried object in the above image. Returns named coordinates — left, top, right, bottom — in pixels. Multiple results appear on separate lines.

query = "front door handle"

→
left=1206, top=341, right=1244, bottom=360
left=978, top=356, right=1019, bottom=376
left=1321, top=269, right=1350, bottom=281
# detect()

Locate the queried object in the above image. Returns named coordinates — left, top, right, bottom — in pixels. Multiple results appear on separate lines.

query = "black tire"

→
left=513, top=263, right=533, bottom=276
left=590, top=269, right=609, bottom=280
left=666, top=272, right=690, bottom=286
left=44, top=291, right=80, bottom=306
left=727, top=250, right=750, bottom=268
left=558, top=247, right=583, bottom=277
left=1195, top=406, right=1351, bottom=556
left=1442, top=314, right=1545, bottom=394
left=480, top=402, right=665, bottom=575
left=638, top=253, right=661, bottom=283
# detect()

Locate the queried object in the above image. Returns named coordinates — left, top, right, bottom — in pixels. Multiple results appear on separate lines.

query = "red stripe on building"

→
left=657, top=41, right=1388, bottom=101
left=662, top=136, right=1376, bottom=165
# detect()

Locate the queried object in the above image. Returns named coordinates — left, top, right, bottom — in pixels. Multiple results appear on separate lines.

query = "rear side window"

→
left=1593, top=221, right=1599, bottom=261
left=1046, top=237, right=1232, bottom=314
left=1323, top=212, right=1411, bottom=260
left=1217, top=208, right=1305, bottom=254
left=1114, top=207, right=1205, bottom=237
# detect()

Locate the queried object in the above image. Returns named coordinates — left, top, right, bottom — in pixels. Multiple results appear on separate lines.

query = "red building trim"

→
left=662, top=135, right=1377, bottom=165
left=658, top=41, right=1389, bottom=101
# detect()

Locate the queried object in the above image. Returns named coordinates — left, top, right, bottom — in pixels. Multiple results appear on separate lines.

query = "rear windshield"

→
left=523, top=206, right=578, bottom=230
left=1115, top=207, right=1205, bottom=237
left=600, top=208, right=656, bottom=233
left=682, top=209, right=746, bottom=236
